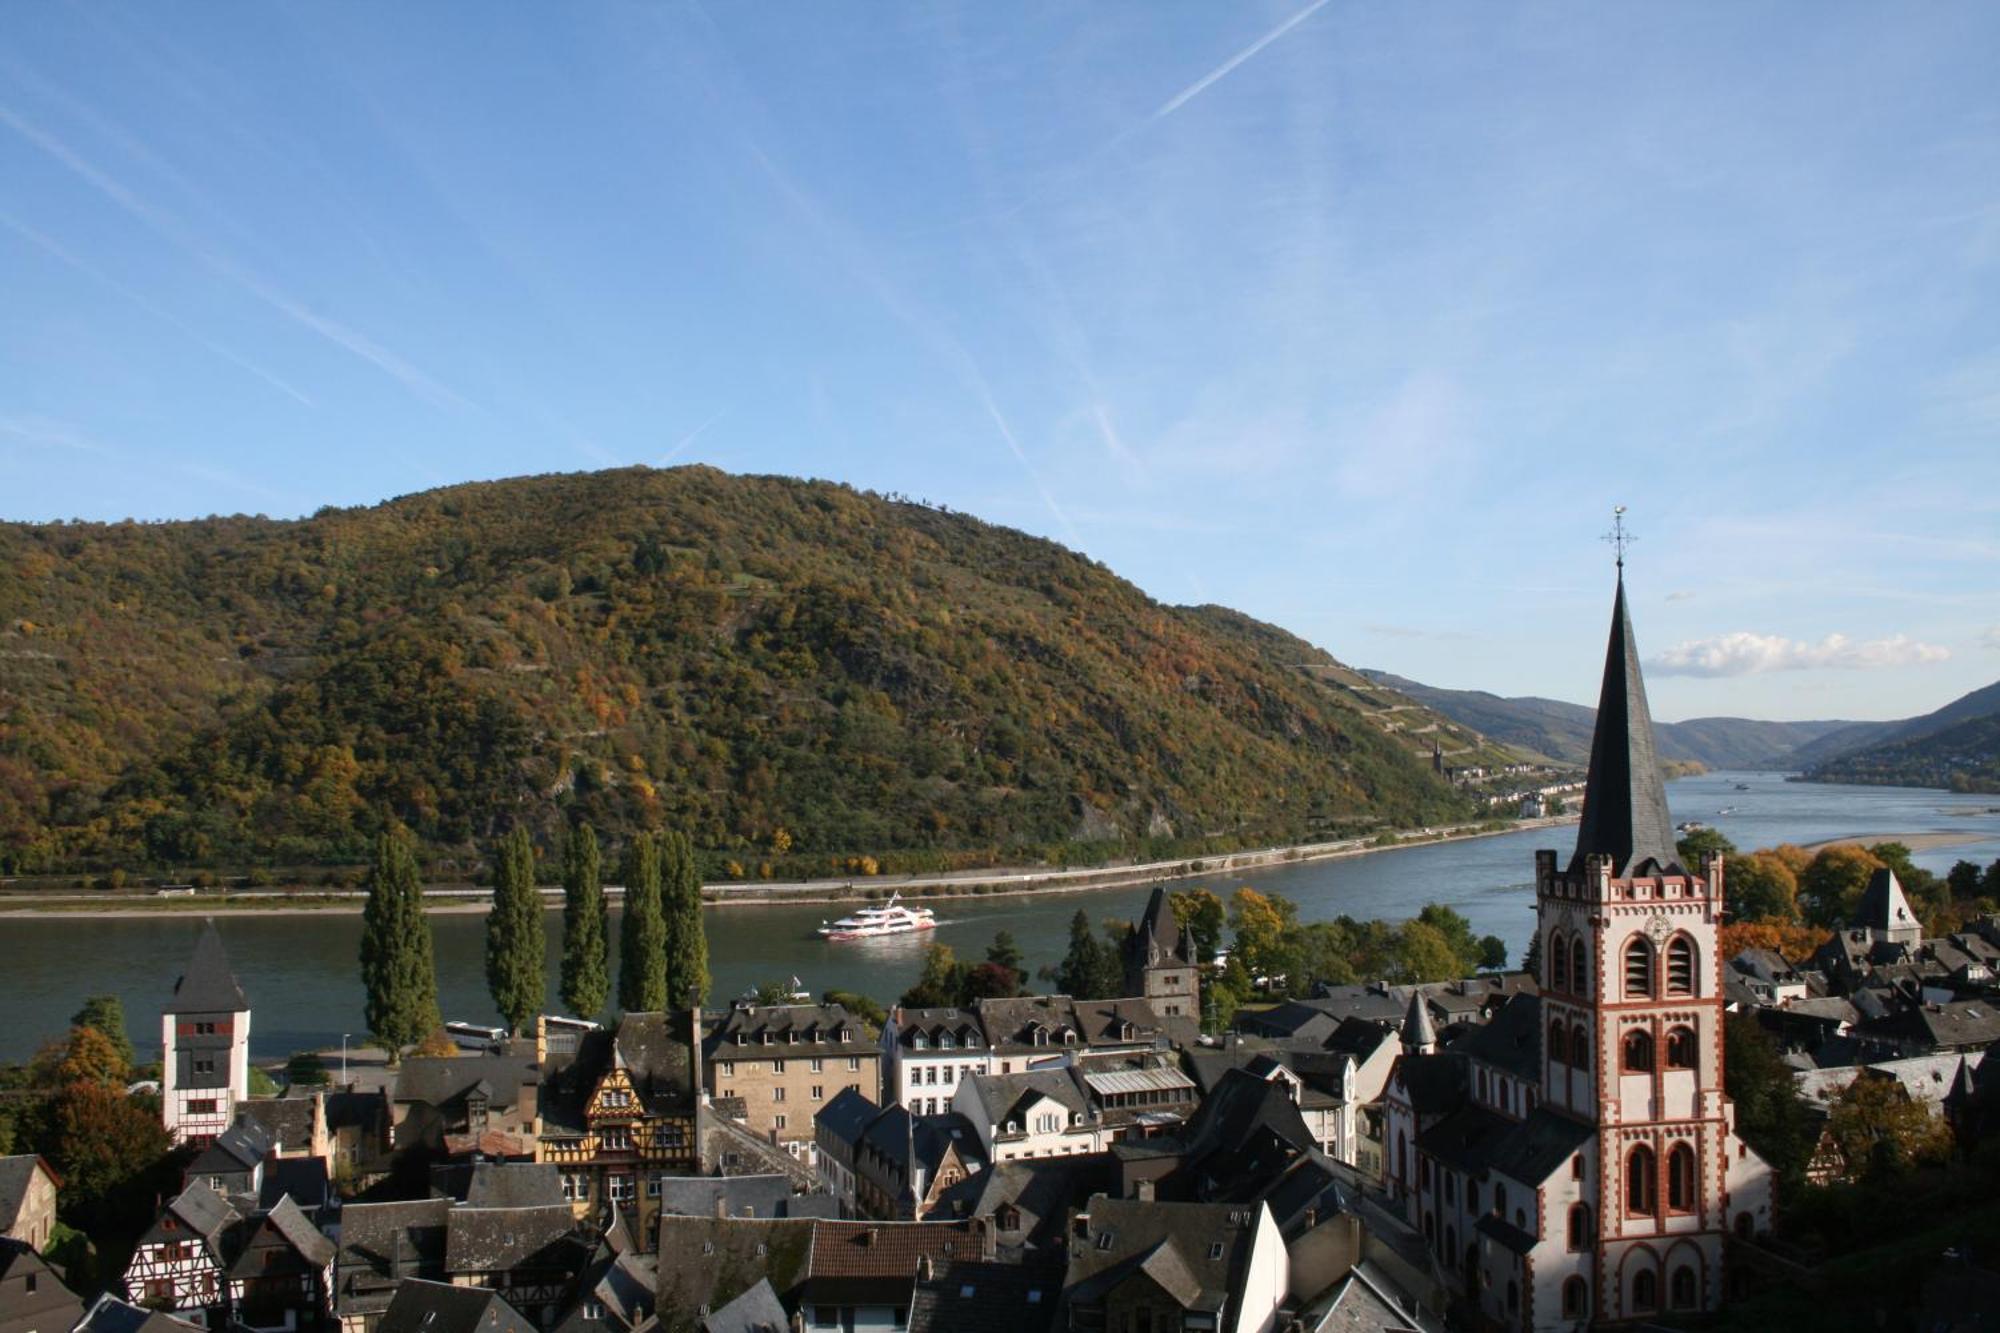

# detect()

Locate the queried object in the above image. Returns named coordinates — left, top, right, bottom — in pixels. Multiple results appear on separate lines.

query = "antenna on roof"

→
left=1603, top=505, right=1633, bottom=573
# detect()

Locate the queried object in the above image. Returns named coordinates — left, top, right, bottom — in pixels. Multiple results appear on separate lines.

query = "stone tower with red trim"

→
left=1533, top=574, right=1771, bottom=1321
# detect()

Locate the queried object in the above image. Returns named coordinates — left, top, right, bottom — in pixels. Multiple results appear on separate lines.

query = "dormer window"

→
left=735, top=1033, right=747, bottom=1046
left=1062, top=1030, right=1077, bottom=1045
left=837, top=1027, right=850, bottom=1042
left=913, top=1035, right=929, bottom=1050
left=940, top=1034, right=955, bottom=1049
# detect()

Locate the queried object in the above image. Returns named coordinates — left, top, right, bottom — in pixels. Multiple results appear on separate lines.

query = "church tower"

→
left=1534, top=573, right=1771, bottom=1320
left=1124, top=887, right=1199, bottom=1019
left=161, top=920, right=251, bottom=1146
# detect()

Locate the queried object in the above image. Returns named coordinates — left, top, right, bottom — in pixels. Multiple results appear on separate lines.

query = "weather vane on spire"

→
left=1604, top=505, right=1633, bottom=572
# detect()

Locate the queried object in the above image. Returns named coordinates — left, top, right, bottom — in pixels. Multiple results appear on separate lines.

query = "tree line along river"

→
left=4, top=772, right=1997, bottom=1063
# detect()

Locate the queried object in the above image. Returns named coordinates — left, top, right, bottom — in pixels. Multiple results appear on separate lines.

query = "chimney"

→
left=714, top=1191, right=728, bottom=1220
left=915, top=1254, right=932, bottom=1281
left=1133, top=1179, right=1155, bottom=1202
left=864, top=1227, right=880, bottom=1248
left=688, top=986, right=705, bottom=1102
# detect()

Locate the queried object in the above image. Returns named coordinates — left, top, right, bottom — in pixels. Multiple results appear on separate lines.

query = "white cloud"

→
left=1649, top=632, right=1951, bottom=677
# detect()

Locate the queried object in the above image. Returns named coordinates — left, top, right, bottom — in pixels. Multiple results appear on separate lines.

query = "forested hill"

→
left=1800, top=680, right=2000, bottom=793
left=0, top=467, right=1484, bottom=875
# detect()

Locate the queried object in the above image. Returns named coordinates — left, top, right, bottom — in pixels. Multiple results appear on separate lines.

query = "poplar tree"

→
left=560, top=823, right=609, bottom=1019
left=360, top=827, right=440, bottom=1058
left=484, top=827, right=545, bottom=1035
left=617, top=833, right=666, bottom=1013
left=660, top=830, right=710, bottom=1010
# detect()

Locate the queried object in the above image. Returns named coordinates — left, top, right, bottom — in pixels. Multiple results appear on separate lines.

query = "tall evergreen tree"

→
left=560, top=823, right=609, bottom=1019
left=659, top=831, right=711, bottom=1009
left=618, top=834, right=666, bottom=1012
left=360, top=827, right=440, bottom=1057
left=1055, top=910, right=1107, bottom=999
left=484, top=827, right=545, bottom=1035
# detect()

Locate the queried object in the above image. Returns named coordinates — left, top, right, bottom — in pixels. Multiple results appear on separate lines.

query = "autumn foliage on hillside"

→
left=0, top=467, right=1473, bottom=873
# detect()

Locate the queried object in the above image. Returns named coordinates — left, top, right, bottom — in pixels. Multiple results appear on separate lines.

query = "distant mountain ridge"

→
left=0, top=466, right=1489, bottom=873
left=1800, top=680, right=2000, bottom=792
left=1360, top=671, right=1857, bottom=770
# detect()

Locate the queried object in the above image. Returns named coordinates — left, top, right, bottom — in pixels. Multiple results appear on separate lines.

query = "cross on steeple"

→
left=1603, top=505, right=1633, bottom=573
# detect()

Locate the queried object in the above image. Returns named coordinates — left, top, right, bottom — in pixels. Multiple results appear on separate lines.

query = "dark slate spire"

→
left=170, top=919, right=249, bottom=1013
left=1569, top=576, right=1679, bottom=877
left=1135, top=887, right=1184, bottom=966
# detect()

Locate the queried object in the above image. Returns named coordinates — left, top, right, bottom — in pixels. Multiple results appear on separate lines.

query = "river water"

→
left=5, top=772, right=1998, bottom=1063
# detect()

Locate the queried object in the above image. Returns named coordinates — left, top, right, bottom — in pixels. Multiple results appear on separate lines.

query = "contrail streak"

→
left=1154, top=0, right=1333, bottom=121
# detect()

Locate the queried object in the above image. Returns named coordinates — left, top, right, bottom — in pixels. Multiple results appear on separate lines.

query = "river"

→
left=5, top=772, right=1998, bottom=1063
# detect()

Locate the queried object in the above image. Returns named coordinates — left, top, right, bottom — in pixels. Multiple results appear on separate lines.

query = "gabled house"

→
left=391, top=1047, right=542, bottom=1159
left=374, top=1281, right=535, bottom=1333
left=535, top=1012, right=700, bottom=1241
left=124, top=1182, right=239, bottom=1323
left=184, top=1119, right=274, bottom=1203
left=443, top=1205, right=591, bottom=1329
left=0, top=1238, right=83, bottom=1333
left=0, top=1158, right=59, bottom=1254
left=704, top=1002, right=880, bottom=1153
left=1061, top=1196, right=1288, bottom=1333
left=222, top=1195, right=336, bottom=1333
left=952, top=1069, right=1100, bottom=1163
left=73, top=1294, right=206, bottom=1333
left=332, top=1198, right=452, bottom=1333
left=879, top=1007, right=987, bottom=1118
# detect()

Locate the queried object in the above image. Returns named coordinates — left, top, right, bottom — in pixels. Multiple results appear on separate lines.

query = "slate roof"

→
left=802, top=1218, right=988, bottom=1304
left=73, top=1294, right=206, bottom=1333
left=707, top=1002, right=875, bottom=1061
left=189, top=1119, right=273, bottom=1176
left=932, top=1154, right=1119, bottom=1255
left=1453, top=993, right=1541, bottom=1081
left=1569, top=577, right=1680, bottom=878
left=698, top=1277, right=788, bottom=1333
left=259, top=1157, right=331, bottom=1215
left=464, top=1163, right=565, bottom=1209
left=376, top=1279, right=538, bottom=1333
left=973, top=996, right=1085, bottom=1052
left=1414, top=1104, right=1516, bottom=1177
left=226, top=1194, right=335, bottom=1276
left=813, top=1086, right=880, bottom=1154
left=393, top=1049, right=541, bottom=1114
left=0, top=1238, right=82, bottom=1333
left=1312, top=1262, right=1445, bottom=1333
left=1171, top=1067, right=1319, bottom=1201
left=654, top=1217, right=814, bottom=1322
left=168, top=920, right=248, bottom=1013
left=890, top=1007, right=985, bottom=1052
left=653, top=1175, right=803, bottom=1220
left=335, top=1198, right=452, bottom=1314
left=1063, top=1197, right=1259, bottom=1316
left=1389, top=1052, right=1469, bottom=1119
left=237, top=1097, right=318, bottom=1153
left=539, top=1013, right=694, bottom=1133
left=1481, top=1108, right=1595, bottom=1186
left=1129, top=887, right=1193, bottom=970
left=444, top=1205, right=586, bottom=1276
left=908, top=1258, right=1062, bottom=1333
left=1854, top=869, right=1920, bottom=936
left=959, top=1069, right=1092, bottom=1134
left=141, top=1181, right=239, bottom=1251
left=0, top=1157, right=52, bottom=1235
left=1861, top=999, right=2000, bottom=1052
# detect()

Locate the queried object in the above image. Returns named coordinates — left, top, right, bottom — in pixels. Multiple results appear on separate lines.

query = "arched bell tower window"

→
left=1633, top=1267, right=1659, bottom=1312
left=1667, top=935, right=1696, bottom=996
left=1622, top=1029, right=1654, bottom=1073
left=1624, top=937, right=1655, bottom=998
left=1549, top=1019, right=1568, bottom=1066
left=1670, top=1264, right=1698, bottom=1309
left=1667, top=1142, right=1697, bottom=1213
left=1572, top=938, right=1589, bottom=992
left=1550, top=931, right=1569, bottom=990
left=1571, top=1022, right=1591, bottom=1072
left=1627, top=1145, right=1657, bottom=1216
left=1567, top=1203, right=1592, bottom=1251
left=1665, top=1026, right=1697, bottom=1070
left=1562, top=1277, right=1589, bottom=1319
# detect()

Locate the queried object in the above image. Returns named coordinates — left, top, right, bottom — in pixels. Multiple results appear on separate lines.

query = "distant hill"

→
left=1361, top=671, right=1856, bottom=771
left=1801, top=680, right=2000, bottom=792
left=0, top=467, right=1486, bottom=874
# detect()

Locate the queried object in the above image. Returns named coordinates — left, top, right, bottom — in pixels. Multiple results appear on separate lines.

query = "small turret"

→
left=1402, top=991, right=1437, bottom=1056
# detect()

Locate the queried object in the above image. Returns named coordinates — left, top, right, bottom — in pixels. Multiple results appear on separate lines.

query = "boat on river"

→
left=817, top=893, right=937, bottom=941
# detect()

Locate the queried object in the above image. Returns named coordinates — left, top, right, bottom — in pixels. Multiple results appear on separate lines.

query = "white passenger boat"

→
left=817, top=893, right=937, bottom=941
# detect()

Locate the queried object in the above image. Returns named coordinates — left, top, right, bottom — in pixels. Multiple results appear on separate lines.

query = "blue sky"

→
left=3, top=3, right=1996, bottom=723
